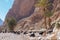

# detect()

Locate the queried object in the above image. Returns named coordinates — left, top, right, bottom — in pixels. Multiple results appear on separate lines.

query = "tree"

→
left=7, top=17, right=17, bottom=31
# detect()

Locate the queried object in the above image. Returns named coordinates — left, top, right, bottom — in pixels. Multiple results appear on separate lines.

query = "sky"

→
left=0, top=0, right=14, bottom=21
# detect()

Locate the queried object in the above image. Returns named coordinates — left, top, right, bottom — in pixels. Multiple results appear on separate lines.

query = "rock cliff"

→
left=6, top=0, right=35, bottom=21
left=4, top=0, right=60, bottom=31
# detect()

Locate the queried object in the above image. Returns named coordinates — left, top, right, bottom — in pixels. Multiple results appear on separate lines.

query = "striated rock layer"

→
left=4, top=0, right=60, bottom=31
left=14, top=0, right=60, bottom=31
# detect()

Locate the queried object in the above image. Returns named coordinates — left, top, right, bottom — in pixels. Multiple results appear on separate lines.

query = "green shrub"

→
left=7, top=17, right=17, bottom=31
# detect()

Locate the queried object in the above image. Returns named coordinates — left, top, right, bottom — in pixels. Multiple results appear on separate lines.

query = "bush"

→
left=7, top=17, right=17, bottom=31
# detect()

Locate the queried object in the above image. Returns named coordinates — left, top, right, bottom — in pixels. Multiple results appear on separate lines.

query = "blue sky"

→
left=0, top=0, right=14, bottom=21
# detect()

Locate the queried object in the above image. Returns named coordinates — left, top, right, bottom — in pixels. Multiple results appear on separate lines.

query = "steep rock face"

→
left=14, top=0, right=60, bottom=31
left=5, top=0, right=60, bottom=31
left=6, top=0, right=35, bottom=21
left=14, top=7, right=46, bottom=31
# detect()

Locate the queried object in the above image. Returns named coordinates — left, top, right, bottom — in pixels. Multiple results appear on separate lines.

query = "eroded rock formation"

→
left=4, top=0, right=60, bottom=31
